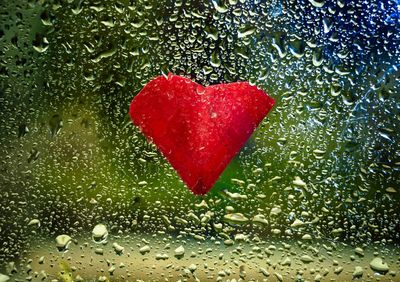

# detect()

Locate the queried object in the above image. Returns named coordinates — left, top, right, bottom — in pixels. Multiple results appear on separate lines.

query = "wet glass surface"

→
left=0, top=0, right=399, bottom=280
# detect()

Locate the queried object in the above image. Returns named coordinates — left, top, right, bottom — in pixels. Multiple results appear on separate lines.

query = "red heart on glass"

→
left=130, top=74, right=275, bottom=195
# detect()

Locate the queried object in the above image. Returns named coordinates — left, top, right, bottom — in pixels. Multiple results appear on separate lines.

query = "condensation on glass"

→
left=0, top=0, right=399, bottom=280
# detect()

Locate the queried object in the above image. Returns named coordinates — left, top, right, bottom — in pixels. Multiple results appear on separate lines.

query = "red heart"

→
left=130, top=74, right=275, bottom=195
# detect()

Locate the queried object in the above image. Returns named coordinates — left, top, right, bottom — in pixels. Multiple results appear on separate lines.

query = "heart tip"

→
left=190, top=179, right=212, bottom=196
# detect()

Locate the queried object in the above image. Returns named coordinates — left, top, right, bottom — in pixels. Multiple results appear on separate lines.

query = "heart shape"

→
left=130, top=74, right=275, bottom=195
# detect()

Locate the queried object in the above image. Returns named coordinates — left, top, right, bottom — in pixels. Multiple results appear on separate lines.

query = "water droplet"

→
left=92, top=224, right=108, bottom=243
left=55, top=235, right=72, bottom=253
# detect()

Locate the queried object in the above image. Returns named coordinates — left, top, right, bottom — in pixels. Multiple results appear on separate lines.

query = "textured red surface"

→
left=130, top=74, right=275, bottom=195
